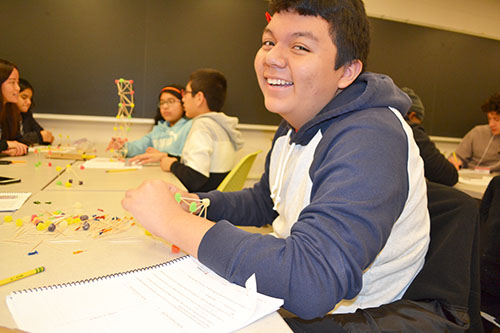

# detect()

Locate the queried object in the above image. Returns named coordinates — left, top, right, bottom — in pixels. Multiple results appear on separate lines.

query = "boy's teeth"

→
left=268, top=78, right=292, bottom=86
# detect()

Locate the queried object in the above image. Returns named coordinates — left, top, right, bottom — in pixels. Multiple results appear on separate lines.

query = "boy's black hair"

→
left=269, top=0, right=370, bottom=70
left=481, top=92, right=500, bottom=115
left=189, top=69, right=227, bottom=112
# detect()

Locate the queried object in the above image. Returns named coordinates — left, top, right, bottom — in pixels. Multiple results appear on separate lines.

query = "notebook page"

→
left=6, top=256, right=283, bottom=333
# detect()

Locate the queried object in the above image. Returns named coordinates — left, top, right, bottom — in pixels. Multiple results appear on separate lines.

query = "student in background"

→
left=16, top=78, right=54, bottom=145
left=106, top=85, right=192, bottom=158
left=401, top=87, right=458, bottom=186
left=131, top=69, right=244, bottom=192
left=449, top=92, right=500, bottom=172
left=0, top=59, right=27, bottom=156
left=123, top=0, right=430, bottom=322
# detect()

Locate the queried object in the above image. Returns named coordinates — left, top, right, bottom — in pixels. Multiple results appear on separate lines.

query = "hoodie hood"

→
left=290, top=72, right=411, bottom=145
left=196, top=112, right=244, bottom=151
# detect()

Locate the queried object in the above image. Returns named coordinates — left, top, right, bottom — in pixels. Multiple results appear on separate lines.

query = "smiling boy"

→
left=122, top=0, right=429, bottom=320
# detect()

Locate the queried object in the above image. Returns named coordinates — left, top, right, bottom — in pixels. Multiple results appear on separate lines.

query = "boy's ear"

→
left=337, top=59, right=363, bottom=89
left=194, top=91, right=205, bottom=107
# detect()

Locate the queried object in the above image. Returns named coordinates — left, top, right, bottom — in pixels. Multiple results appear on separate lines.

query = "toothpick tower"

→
left=113, top=78, right=135, bottom=158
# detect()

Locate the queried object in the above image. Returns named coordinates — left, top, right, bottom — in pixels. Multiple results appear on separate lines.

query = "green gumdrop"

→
left=56, top=181, right=62, bottom=186
left=189, top=202, right=197, bottom=213
left=174, top=193, right=181, bottom=203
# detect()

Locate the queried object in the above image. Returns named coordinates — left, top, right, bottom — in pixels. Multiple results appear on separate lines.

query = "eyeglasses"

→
left=182, top=90, right=194, bottom=97
left=157, top=99, right=180, bottom=108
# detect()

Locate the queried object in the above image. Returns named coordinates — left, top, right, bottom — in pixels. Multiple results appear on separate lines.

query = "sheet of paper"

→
left=6, top=256, right=283, bottom=333
left=458, top=169, right=493, bottom=186
left=82, top=157, right=142, bottom=170
left=0, top=192, right=31, bottom=212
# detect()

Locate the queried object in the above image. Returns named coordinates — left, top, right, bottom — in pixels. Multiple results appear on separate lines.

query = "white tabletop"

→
left=0, top=152, right=291, bottom=332
left=454, top=169, right=496, bottom=199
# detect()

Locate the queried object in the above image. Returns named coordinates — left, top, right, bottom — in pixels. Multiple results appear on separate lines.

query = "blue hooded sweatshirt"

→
left=125, top=117, right=192, bottom=157
left=197, top=72, right=430, bottom=319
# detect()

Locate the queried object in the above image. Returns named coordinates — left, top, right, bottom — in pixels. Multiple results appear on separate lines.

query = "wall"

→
left=364, top=0, right=500, bottom=41
left=2, top=0, right=499, bottom=137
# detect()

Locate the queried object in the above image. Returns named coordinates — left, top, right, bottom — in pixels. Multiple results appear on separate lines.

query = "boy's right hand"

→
left=448, top=156, right=462, bottom=171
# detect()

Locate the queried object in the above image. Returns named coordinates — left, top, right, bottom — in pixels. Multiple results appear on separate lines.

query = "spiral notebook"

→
left=6, top=255, right=283, bottom=333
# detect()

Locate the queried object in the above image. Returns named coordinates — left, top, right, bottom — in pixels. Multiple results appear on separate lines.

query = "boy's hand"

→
left=160, top=155, right=177, bottom=171
left=121, top=180, right=186, bottom=238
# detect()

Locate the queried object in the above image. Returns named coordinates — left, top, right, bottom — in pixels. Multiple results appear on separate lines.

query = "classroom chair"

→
left=479, top=175, right=500, bottom=332
left=285, top=181, right=483, bottom=332
left=217, top=150, right=261, bottom=192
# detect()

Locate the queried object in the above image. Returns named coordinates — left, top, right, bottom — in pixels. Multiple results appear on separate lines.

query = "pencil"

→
left=10, top=161, right=27, bottom=164
left=0, top=266, right=45, bottom=286
left=453, top=152, right=459, bottom=163
left=105, top=168, right=138, bottom=173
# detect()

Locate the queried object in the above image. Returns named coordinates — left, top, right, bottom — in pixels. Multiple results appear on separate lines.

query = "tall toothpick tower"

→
left=113, top=78, right=135, bottom=158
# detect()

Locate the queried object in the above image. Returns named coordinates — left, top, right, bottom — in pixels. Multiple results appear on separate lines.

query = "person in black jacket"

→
left=0, top=59, right=27, bottom=156
left=402, top=87, right=458, bottom=186
left=16, top=78, right=54, bottom=145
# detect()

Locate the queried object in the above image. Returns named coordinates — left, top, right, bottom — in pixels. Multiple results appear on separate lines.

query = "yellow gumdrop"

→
left=66, top=164, right=72, bottom=169
left=73, top=217, right=81, bottom=224
left=15, top=218, right=23, bottom=227
left=3, top=215, right=13, bottom=222
left=56, top=166, right=62, bottom=172
left=144, top=229, right=152, bottom=236
left=36, top=222, right=48, bottom=231
left=65, top=182, right=72, bottom=188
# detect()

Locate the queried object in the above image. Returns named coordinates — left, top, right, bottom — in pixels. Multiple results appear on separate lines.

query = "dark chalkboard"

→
left=368, top=18, right=500, bottom=137
left=1, top=1, right=499, bottom=137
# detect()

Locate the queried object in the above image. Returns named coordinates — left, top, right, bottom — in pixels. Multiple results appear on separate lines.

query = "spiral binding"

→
left=12, top=255, right=188, bottom=295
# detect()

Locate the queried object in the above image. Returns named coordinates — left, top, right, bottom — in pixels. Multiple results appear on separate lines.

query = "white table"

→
left=454, top=169, right=496, bottom=199
left=0, top=153, right=291, bottom=332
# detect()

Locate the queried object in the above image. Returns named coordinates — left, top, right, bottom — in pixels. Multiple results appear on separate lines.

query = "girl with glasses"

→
left=106, top=84, right=192, bottom=158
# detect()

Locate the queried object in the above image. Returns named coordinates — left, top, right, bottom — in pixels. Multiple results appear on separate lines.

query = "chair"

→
left=285, top=181, right=483, bottom=332
left=479, top=175, right=500, bottom=332
left=217, top=150, right=261, bottom=192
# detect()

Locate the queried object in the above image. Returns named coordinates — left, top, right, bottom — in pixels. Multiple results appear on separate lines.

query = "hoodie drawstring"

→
left=270, top=129, right=295, bottom=210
